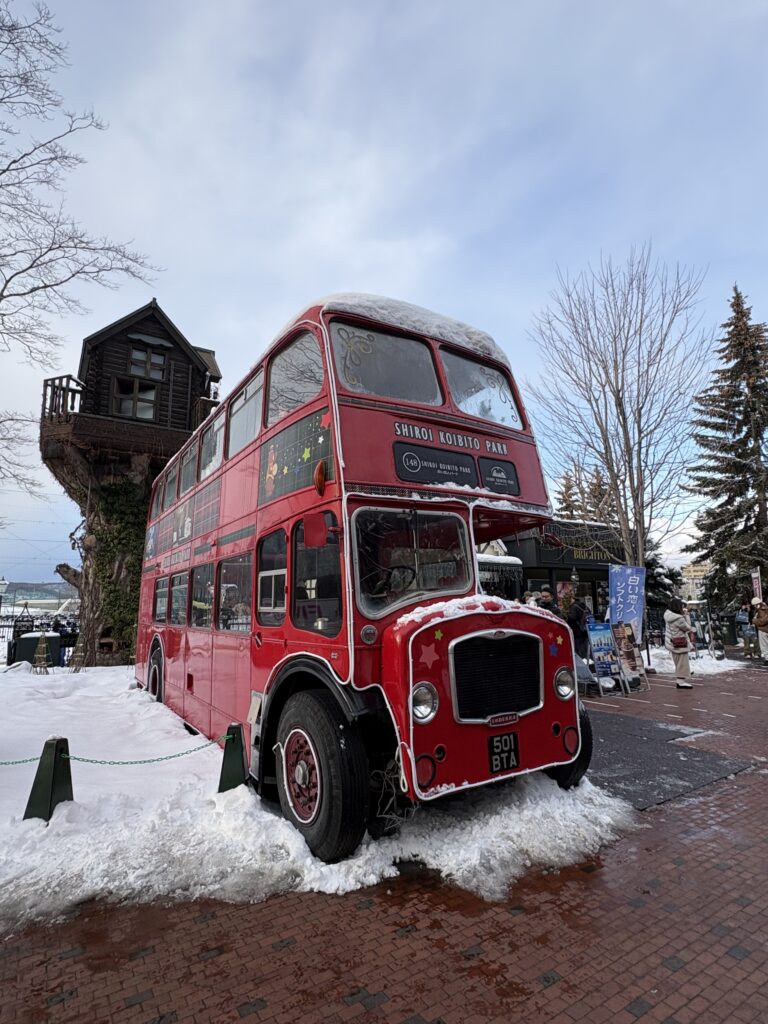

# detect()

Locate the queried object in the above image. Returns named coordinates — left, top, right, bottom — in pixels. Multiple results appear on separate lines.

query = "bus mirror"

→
left=304, top=513, right=328, bottom=548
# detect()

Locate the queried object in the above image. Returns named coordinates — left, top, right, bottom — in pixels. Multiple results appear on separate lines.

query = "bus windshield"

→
left=353, top=508, right=471, bottom=617
left=330, top=321, right=442, bottom=405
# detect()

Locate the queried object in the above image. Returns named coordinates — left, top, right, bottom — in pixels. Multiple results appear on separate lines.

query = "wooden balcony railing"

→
left=41, top=375, right=84, bottom=422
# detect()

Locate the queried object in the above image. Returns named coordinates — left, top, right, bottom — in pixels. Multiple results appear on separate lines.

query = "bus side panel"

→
left=220, top=449, right=260, bottom=529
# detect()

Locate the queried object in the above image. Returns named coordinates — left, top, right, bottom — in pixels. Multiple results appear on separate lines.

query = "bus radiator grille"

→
left=450, top=634, right=541, bottom=721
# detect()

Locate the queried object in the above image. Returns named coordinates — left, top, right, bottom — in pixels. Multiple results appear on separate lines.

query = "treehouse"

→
left=40, top=299, right=221, bottom=496
left=39, top=299, right=221, bottom=662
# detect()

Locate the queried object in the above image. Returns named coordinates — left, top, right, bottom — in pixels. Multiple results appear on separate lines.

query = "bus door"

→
left=185, top=563, right=214, bottom=735
left=165, top=572, right=189, bottom=716
left=253, top=529, right=289, bottom=696
left=288, top=512, right=344, bottom=658
left=211, top=552, right=254, bottom=731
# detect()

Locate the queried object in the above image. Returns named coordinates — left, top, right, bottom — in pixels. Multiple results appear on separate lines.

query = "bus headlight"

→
left=412, top=682, right=439, bottom=723
left=554, top=668, right=576, bottom=700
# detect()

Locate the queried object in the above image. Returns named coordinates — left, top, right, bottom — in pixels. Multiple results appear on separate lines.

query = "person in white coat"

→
left=664, top=597, right=693, bottom=689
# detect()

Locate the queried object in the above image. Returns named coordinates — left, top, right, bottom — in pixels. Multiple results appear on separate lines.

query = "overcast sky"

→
left=2, top=0, right=768, bottom=585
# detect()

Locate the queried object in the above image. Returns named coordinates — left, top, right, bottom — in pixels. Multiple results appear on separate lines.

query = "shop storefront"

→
left=504, top=520, right=625, bottom=617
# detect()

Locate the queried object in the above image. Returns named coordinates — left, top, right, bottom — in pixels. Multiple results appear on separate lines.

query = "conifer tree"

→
left=685, top=286, right=768, bottom=600
left=554, top=470, right=581, bottom=519
left=584, top=467, right=619, bottom=525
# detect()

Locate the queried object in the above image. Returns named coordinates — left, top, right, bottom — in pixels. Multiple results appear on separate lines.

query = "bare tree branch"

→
left=526, top=244, right=711, bottom=566
left=0, top=2, right=157, bottom=493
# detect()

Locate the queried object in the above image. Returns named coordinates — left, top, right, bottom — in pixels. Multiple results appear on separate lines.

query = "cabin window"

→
left=169, top=573, right=188, bottom=625
left=113, top=377, right=157, bottom=420
left=440, top=349, right=522, bottom=429
left=130, top=347, right=165, bottom=381
left=162, top=461, right=179, bottom=510
left=266, top=332, right=324, bottom=427
left=228, top=369, right=264, bottom=457
left=292, top=513, right=342, bottom=636
left=257, top=530, right=287, bottom=626
left=199, top=412, right=225, bottom=480
left=153, top=578, right=169, bottom=623
left=190, top=564, right=214, bottom=628
left=179, top=444, right=197, bottom=496
left=216, top=555, right=252, bottom=632
left=330, top=321, right=442, bottom=405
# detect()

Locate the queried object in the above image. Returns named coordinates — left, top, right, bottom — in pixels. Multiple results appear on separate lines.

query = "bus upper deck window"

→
left=199, top=412, right=225, bottom=481
left=179, top=443, right=198, bottom=496
left=330, top=322, right=442, bottom=405
left=150, top=479, right=164, bottom=521
left=266, top=333, right=324, bottom=427
left=228, top=369, right=264, bottom=456
left=162, top=461, right=179, bottom=510
left=440, top=349, right=522, bottom=429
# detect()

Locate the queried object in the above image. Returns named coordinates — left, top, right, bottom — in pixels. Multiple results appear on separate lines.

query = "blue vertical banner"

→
left=609, top=564, right=646, bottom=642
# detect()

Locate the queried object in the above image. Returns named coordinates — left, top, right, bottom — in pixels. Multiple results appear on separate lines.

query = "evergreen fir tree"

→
left=584, top=467, right=619, bottom=525
left=554, top=470, right=581, bottom=519
left=644, top=545, right=683, bottom=606
left=685, top=286, right=768, bottom=601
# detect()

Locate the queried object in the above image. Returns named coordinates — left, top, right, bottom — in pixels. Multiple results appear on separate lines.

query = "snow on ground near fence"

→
left=0, top=665, right=634, bottom=929
left=649, top=649, right=747, bottom=675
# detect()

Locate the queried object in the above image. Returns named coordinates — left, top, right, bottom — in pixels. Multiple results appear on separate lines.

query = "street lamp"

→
left=0, top=576, right=8, bottom=617
left=570, top=569, right=580, bottom=593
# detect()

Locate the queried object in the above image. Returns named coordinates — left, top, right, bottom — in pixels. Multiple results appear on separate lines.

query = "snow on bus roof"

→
left=317, top=293, right=511, bottom=369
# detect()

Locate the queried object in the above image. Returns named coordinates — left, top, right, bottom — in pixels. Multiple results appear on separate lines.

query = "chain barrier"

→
left=1, top=734, right=230, bottom=768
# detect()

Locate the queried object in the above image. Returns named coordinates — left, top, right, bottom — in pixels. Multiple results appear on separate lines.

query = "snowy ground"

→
left=0, top=664, right=635, bottom=930
left=648, top=648, right=747, bottom=675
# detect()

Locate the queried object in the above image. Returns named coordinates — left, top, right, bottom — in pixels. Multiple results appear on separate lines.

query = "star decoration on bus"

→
left=319, top=411, right=331, bottom=429
left=549, top=644, right=558, bottom=656
left=282, top=465, right=288, bottom=475
left=434, top=629, right=443, bottom=641
left=556, top=635, right=564, bottom=644
left=318, top=434, right=324, bottom=444
left=420, top=645, right=439, bottom=669
left=302, top=447, right=311, bottom=461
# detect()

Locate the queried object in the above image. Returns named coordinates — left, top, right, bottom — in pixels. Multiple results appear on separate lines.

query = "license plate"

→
left=488, top=731, right=519, bottom=773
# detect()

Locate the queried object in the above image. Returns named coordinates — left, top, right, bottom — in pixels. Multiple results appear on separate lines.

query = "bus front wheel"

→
left=545, top=704, right=593, bottom=789
left=147, top=646, right=164, bottom=703
left=276, top=690, right=368, bottom=863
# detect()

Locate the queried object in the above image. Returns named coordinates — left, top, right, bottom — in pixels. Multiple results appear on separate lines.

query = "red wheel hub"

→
left=284, top=729, right=321, bottom=823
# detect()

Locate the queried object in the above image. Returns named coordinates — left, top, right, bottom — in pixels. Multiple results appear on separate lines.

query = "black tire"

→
left=276, top=690, right=368, bottom=863
left=545, top=703, right=593, bottom=789
left=147, top=645, right=164, bottom=703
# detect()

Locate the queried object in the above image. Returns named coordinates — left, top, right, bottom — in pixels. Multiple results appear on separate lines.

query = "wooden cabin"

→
left=40, top=300, right=221, bottom=491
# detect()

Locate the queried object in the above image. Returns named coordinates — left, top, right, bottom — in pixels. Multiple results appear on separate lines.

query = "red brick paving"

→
left=1, top=661, right=767, bottom=1024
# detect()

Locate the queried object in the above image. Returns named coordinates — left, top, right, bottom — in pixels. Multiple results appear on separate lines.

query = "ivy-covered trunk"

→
left=57, top=478, right=149, bottom=666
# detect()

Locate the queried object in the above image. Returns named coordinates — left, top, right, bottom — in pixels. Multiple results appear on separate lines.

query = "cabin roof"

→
left=78, top=299, right=221, bottom=381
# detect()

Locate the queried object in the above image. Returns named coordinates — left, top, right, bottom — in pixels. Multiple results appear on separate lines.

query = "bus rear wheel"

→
left=147, top=646, right=164, bottom=703
left=545, top=704, right=593, bottom=789
left=276, top=690, right=368, bottom=863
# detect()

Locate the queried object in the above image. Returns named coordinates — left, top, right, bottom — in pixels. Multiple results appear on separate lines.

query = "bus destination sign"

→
left=394, top=420, right=509, bottom=456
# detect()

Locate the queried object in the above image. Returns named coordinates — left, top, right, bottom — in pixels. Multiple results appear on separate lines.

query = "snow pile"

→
left=396, top=595, right=564, bottom=628
left=0, top=666, right=633, bottom=928
left=649, top=649, right=747, bottom=676
left=319, top=293, right=511, bottom=368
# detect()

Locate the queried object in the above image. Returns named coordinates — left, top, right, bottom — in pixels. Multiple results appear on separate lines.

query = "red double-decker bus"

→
left=137, top=294, right=592, bottom=862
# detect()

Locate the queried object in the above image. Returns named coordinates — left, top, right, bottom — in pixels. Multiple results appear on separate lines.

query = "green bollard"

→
left=217, top=723, right=248, bottom=793
left=23, top=737, right=73, bottom=822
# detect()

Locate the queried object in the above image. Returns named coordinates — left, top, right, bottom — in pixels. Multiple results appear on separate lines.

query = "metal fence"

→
left=0, top=613, right=80, bottom=666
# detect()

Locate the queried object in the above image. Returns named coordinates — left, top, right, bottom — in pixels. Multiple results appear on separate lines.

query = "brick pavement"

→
left=2, top=662, right=767, bottom=1024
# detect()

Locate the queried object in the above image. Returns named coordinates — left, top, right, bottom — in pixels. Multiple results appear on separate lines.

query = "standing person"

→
left=751, top=598, right=768, bottom=665
left=538, top=585, right=562, bottom=617
left=567, top=595, right=589, bottom=659
left=664, top=597, right=693, bottom=689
